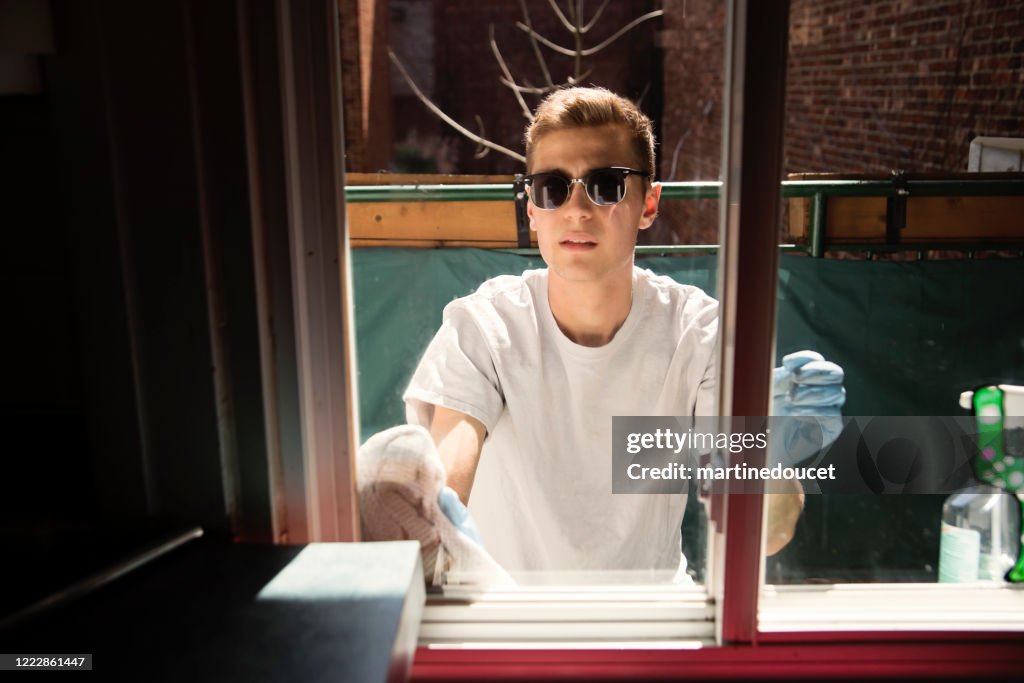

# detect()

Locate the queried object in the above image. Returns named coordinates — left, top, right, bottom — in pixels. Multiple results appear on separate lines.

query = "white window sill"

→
left=759, top=582, right=1024, bottom=632
left=420, top=583, right=714, bottom=647
left=418, top=581, right=1024, bottom=648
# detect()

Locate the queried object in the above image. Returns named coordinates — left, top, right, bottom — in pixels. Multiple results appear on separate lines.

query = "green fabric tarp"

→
left=354, top=249, right=1023, bottom=435
left=352, top=248, right=1024, bottom=581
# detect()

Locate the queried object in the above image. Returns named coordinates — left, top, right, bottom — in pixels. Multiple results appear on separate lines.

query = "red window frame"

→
left=402, top=1, right=1024, bottom=678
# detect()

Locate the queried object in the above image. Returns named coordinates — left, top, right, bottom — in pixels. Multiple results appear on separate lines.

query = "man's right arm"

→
left=429, top=405, right=486, bottom=505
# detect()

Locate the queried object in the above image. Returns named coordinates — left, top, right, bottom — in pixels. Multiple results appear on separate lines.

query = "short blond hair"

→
left=525, top=87, right=656, bottom=177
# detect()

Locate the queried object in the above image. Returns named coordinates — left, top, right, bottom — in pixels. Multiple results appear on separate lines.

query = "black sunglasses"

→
left=524, top=166, right=650, bottom=210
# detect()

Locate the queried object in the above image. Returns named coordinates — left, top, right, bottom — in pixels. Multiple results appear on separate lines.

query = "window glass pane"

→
left=348, top=0, right=732, bottom=591
left=760, top=0, right=1024, bottom=613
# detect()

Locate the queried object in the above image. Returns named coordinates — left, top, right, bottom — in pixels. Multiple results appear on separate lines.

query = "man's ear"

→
left=527, top=196, right=537, bottom=231
left=638, top=181, right=662, bottom=231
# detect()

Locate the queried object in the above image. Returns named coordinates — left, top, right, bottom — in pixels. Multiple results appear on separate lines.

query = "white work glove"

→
left=357, top=425, right=511, bottom=585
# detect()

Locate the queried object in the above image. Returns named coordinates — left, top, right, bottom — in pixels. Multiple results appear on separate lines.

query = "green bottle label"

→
left=973, top=386, right=1007, bottom=488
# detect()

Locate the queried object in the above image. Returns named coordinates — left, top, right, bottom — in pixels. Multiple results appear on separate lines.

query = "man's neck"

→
left=547, top=267, right=634, bottom=347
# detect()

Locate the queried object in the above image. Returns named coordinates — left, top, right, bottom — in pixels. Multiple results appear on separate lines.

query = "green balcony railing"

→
left=345, top=178, right=1024, bottom=203
left=344, top=177, right=1024, bottom=257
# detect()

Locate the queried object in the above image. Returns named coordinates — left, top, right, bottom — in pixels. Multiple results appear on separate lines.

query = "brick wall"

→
left=786, top=0, right=1023, bottom=174
left=339, top=0, right=393, bottom=171
left=339, top=0, right=366, bottom=168
left=660, top=0, right=1024, bottom=245
left=656, top=0, right=724, bottom=245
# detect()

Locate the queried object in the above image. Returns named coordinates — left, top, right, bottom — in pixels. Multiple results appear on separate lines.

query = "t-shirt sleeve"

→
left=691, top=291, right=720, bottom=417
left=694, top=350, right=717, bottom=416
left=403, top=301, right=505, bottom=433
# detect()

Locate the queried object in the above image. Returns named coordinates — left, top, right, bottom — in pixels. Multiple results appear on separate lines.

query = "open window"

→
left=338, top=0, right=1024, bottom=676
left=348, top=0, right=724, bottom=605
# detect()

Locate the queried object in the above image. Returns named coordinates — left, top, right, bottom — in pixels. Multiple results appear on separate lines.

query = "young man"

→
left=360, top=87, right=841, bottom=583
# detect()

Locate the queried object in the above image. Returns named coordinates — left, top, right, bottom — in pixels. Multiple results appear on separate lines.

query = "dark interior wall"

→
left=0, top=0, right=288, bottom=542
left=70, top=0, right=228, bottom=527
left=1, top=0, right=359, bottom=617
left=1, top=92, right=95, bottom=520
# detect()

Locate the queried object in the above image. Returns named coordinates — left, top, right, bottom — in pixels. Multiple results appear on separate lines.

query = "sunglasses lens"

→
left=528, top=169, right=637, bottom=208
left=586, top=169, right=626, bottom=205
left=532, top=175, right=570, bottom=209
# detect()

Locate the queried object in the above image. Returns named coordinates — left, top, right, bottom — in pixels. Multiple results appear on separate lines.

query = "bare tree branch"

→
left=517, top=7, right=664, bottom=59
left=499, top=78, right=559, bottom=96
left=490, top=23, right=534, bottom=121
left=667, top=129, right=691, bottom=181
left=579, top=9, right=663, bottom=57
left=386, top=4, right=660, bottom=168
left=580, top=0, right=611, bottom=34
left=544, top=0, right=575, bottom=34
left=514, top=22, right=576, bottom=57
left=388, top=48, right=526, bottom=163
left=518, top=0, right=555, bottom=88
left=473, top=115, right=490, bottom=159
left=636, top=81, right=651, bottom=108
left=565, top=68, right=593, bottom=85
left=573, top=0, right=583, bottom=79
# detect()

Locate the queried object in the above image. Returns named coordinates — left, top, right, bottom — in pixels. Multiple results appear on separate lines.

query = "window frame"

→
left=321, top=0, right=1024, bottom=676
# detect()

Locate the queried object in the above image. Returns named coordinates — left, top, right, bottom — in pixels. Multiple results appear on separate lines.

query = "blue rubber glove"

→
left=437, top=486, right=484, bottom=546
left=770, top=350, right=846, bottom=466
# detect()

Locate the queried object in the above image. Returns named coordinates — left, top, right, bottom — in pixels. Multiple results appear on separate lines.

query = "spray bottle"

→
left=937, top=385, right=1024, bottom=583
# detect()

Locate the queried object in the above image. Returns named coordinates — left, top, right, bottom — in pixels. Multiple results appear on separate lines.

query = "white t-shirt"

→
left=404, top=266, right=718, bottom=574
